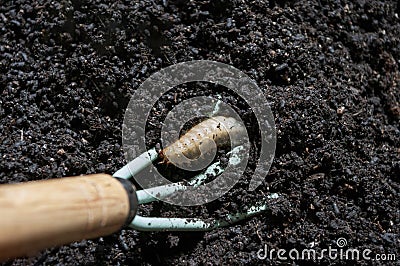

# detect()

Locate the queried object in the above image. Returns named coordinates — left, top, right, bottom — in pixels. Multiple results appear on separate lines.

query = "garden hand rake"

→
left=0, top=117, right=277, bottom=261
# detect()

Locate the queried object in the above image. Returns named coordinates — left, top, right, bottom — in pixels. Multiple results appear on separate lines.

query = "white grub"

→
left=161, top=116, right=246, bottom=164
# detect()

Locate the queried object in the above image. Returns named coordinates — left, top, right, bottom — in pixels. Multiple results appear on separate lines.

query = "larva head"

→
left=158, top=149, right=170, bottom=164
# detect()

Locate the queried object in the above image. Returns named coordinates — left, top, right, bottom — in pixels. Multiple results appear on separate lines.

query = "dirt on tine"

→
left=0, top=0, right=399, bottom=265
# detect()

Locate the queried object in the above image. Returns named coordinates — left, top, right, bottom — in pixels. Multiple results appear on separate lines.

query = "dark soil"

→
left=1, top=0, right=399, bottom=265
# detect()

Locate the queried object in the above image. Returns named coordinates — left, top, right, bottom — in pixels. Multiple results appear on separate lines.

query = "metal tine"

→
left=112, top=134, right=280, bottom=231
left=135, top=145, right=244, bottom=204
left=113, top=148, right=159, bottom=180
left=129, top=145, right=281, bottom=231
left=129, top=195, right=279, bottom=231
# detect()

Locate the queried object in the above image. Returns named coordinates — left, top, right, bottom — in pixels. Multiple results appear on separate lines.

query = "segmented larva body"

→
left=160, top=116, right=246, bottom=165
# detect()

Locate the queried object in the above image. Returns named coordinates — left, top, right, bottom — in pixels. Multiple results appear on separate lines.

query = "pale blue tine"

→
left=130, top=195, right=279, bottom=231
left=113, top=148, right=159, bottom=179
left=113, top=144, right=278, bottom=231
left=135, top=146, right=243, bottom=204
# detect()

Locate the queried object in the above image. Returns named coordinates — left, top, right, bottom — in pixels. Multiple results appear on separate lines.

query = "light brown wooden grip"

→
left=0, top=174, right=131, bottom=261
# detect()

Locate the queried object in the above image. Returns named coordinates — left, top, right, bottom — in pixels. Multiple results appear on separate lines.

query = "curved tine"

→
left=129, top=215, right=216, bottom=231
left=130, top=195, right=279, bottom=231
left=136, top=160, right=224, bottom=204
left=135, top=145, right=245, bottom=204
left=113, top=148, right=159, bottom=179
left=136, top=182, right=187, bottom=204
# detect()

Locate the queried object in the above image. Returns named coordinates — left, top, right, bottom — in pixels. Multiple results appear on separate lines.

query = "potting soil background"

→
left=0, top=0, right=399, bottom=265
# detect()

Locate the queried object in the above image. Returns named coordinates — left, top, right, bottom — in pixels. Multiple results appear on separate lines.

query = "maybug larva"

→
left=160, top=116, right=247, bottom=168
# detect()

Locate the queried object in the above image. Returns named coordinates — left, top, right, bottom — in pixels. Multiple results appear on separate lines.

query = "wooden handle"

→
left=0, top=174, right=136, bottom=261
